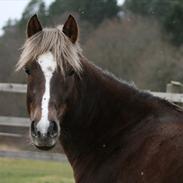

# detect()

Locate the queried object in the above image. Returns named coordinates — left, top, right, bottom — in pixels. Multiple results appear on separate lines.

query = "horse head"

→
left=17, top=14, right=82, bottom=150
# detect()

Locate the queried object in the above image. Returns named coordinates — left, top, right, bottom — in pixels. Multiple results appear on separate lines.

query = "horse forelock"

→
left=16, top=25, right=83, bottom=75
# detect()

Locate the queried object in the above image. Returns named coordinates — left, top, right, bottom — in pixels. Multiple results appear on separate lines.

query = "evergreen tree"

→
left=19, top=0, right=47, bottom=27
left=125, top=0, right=183, bottom=46
left=49, top=0, right=119, bottom=26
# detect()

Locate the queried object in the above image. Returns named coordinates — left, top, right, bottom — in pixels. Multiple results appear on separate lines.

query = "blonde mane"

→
left=16, top=25, right=82, bottom=75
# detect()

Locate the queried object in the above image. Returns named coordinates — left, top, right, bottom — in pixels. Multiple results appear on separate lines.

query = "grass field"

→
left=0, top=158, right=74, bottom=183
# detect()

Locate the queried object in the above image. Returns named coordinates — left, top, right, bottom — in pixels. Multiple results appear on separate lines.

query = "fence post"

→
left=166, top=81, right=183, bottom=93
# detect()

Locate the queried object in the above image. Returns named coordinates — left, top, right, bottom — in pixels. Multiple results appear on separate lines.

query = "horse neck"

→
left=61, top=58, right=152, bottom=174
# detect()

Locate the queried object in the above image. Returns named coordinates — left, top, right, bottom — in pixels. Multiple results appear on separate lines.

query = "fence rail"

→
left=0, top=116, right=29, bottom=127
left=0, top=83, right=26, bottom=93
left=150, top=92, right=183, bottom=103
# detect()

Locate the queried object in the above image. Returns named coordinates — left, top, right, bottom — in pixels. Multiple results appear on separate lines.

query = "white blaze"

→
left=37, top=52, right=56, bottom=134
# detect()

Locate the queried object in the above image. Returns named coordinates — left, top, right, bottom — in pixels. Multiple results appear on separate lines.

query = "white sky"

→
left=0, top=0, right=125, bottom=35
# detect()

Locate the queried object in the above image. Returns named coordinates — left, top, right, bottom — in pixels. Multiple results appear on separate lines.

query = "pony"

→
left=17, top=14, right=183, bottom=183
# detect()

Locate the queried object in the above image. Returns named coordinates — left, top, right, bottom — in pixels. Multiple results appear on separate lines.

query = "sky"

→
left=0, top=0, right=125, bottom=35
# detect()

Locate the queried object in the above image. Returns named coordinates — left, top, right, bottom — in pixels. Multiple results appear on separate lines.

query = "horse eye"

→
left=66, top=70, right=75, bottom=77
left=25, top=68, right=31, bottom=75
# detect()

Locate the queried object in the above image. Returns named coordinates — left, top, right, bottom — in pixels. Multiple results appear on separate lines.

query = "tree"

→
left=49, top=0, right=119, bottom=26
left=125, top=0, right=183, bottom=46
left=84, top=15, right=183, bottom=91
left=19, top=0, right=47, bottom=27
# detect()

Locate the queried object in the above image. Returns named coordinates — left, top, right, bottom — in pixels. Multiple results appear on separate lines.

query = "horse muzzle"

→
left=30, top=120, right=60, bottom=150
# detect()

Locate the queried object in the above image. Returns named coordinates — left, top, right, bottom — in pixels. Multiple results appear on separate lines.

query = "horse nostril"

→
left=31, top=121, right=58, bottom=139
left=49, top=121, right=58, bottom=137
left=31, top=121, right=37, bottom=137
left=31, top=121, right=41, bottom=138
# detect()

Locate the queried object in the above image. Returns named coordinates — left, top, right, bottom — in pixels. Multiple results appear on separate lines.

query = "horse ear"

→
left=27, top=14, right=42, bottom=38
left=63, top=15, right=78, bottom=43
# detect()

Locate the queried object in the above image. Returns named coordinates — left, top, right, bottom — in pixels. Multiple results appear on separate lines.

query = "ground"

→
left=0, top=158, right=74, bottom=183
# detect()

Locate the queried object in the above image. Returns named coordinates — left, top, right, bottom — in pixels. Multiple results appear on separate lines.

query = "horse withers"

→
left=16, top=14, right=183, bottom=183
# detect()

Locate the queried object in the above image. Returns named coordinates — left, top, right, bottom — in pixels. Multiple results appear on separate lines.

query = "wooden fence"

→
left=0, top=116, right=28, bottom=138
left=0, top=81, right=183, bottom=160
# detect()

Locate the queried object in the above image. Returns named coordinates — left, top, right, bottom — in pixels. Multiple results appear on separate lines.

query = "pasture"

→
left=0, top=158, right=74, bottom=183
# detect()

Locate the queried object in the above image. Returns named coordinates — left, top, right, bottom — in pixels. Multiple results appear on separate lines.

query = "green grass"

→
left=0, top=158, right=74, bottom=183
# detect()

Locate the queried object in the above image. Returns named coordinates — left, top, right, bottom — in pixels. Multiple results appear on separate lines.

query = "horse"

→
left=16, top=14, right=183, bottom=183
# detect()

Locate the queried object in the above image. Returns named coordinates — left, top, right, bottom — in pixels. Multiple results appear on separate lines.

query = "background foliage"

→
left=125, top=0, right=183, bottom=46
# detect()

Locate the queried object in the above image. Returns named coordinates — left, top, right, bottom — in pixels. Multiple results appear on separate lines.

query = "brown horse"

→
left=17, top=14, right=183, bottom=183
